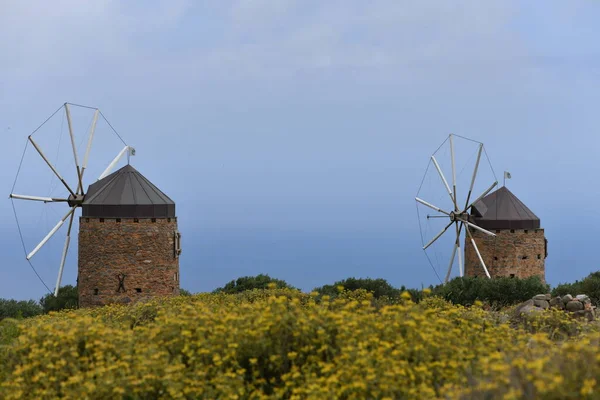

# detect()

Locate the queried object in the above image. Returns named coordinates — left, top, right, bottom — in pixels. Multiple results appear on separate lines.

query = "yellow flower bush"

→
left=1, top=289, right=600, bottom=399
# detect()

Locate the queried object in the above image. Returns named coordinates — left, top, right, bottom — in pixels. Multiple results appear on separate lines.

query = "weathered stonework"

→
left=78, top=217, right=180, bottom=308
left=464, top=228, right=546, bottom=283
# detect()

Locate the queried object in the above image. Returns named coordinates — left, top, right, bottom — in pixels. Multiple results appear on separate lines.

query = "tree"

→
left=179, top=288, right=192, bottom=296
left=213, top=274, right=295, bottom=294
left=40, top=285, right=78, bottom=313
left=314, top=277, right=400, bottom=299
left=0, top=299, right=43, bottom=321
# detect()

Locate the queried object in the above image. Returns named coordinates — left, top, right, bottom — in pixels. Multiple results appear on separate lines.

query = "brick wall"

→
left=464, top=228, right=546, bottom=283
left=78, top=217, right=180, bottom=308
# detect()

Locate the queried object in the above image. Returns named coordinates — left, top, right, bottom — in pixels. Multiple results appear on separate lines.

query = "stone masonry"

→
left=78, top=217, right=180, bottom=307
left=464, top=227, right=546, bottom=283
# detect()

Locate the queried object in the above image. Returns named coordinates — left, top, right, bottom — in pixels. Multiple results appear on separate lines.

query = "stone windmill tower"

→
left=78, top=164, right=182, bottom=307
left=464, top=186, right=546, bottom=282
left=9, top=103, right=181, bottom=307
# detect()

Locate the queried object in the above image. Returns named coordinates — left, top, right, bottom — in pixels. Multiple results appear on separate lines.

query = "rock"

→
left=576, top=295, right=591, bottom=304
left=515, top=300, right=543, bottom=317
left=562, top=294, right=573, bottom=304
left=566, top=300, right=584, bottom=312
left=533, top=294, right=548, bottom=301
left=533, top=299, right=550, bottom=309
left=549, top=297, right=562, bottom=308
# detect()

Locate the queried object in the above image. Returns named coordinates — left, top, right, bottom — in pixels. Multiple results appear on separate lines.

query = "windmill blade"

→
left=98, top=145, right=130, bottom=180
left=466, top=226, right=491, bottom=278
left=431, top=155, right=456, bottom=207
left=423, top=221, right=453, bottom=250
left=9, top=194, right=69, bottom=202
left=456, top=222, right=464, bottom=277
left=28, top=136, right=76, bottom=196
left=415, top=197, right=451, bottom=216
left=27, top=207, right=76, bottom=260
left=464, top=220, right=496, bottom=237
left=466, top=181, right=498, bottom=212
left=54, top=211, right=75, bottom=296
left=65, top=104, right=83, bottom=194
left=444, top=234, right=458, bottom=283
left=449, top=134, right=458, bottom=211
left=79, top=109, right=100, bottom=191
left=464, top=143, right=483, bottom=210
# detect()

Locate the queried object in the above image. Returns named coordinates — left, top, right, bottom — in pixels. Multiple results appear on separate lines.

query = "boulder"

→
left=533, top=299, right=550, bottom=309
left=576, top=295, right=591, bottom=304
left=549, top=297, right=563, bottom=308
left=562, top=294, right=573, bottom=304
left=566, top=300, right=584, bottom=312
left=533, top=294, right=549, bottom=301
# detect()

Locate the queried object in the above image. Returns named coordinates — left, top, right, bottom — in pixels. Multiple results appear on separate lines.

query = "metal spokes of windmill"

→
left=10, top=102, right=134, bottom=296
left=415, top=133, right=498, bottom=283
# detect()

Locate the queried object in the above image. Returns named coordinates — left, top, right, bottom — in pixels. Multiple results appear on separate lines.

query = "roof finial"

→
left=503, top=171, right=511, bottom=187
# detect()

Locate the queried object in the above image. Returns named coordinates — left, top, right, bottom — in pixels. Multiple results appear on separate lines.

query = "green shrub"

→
left=431, top=276, right=549, bottom=309
left=213, top=274, right=296, bottom=294
left=39, top=285, right=78, bottom=314
left=552, top=271, right=600, bottom=306
left=0, top=299, right=43, bottom=321
left=313, top=277, right=400, bottom=299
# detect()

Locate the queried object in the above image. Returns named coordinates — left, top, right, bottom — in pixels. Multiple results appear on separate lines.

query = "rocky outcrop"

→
left=515, top=293, right=596, bottom=321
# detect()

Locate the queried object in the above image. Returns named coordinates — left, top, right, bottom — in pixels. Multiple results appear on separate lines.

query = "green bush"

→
left=213, top=274, right=296, bottom=294
left=552, top=271, right=600, bottom=306
left=39, top=285, right=78, bottom=314
left=314, top=277, right=400, bottom=299
left=0, top=299, right=42, bottom=321
left=431, top=276, right=549, bottom=309
left=179, top=288, right=192, bottom=296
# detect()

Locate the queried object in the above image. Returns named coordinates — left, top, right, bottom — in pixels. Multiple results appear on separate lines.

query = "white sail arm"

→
left=464, top=143, right=483, bottom=209
left=98, top=146, right=130, bottom=180
left=449, top=135, right=458, bottom=211
left=466, top=227, right=492, bottom=278
left=29, top=136, right=76, bottom=196
left=54, top=212, right=75, bottom=296
left=65, top=104, right=84, bottom=195
left=423, top=221, right=453, bottom=250
left=445, top=235, right=458, bottom=283
left=415, top=197, right=450, bottom=216
left=464, top=220, right=496, bottom=237
left=431, top=155, right=455, bottom=207
left=80, top=109, right=99, bottom=186
left=27, top=207, right=76, bottom=260
left=10, top=194, right=69, bottom=202
left=466, top=181, right=498, bottom=211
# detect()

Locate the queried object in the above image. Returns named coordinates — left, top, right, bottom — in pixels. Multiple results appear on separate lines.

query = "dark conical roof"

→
left=82, top=164, right=175, bottom=218
left=470, top=186, right=539, bottom=230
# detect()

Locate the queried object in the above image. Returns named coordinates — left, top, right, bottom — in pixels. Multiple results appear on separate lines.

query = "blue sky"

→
left=1, top=1, right=599, bottom=300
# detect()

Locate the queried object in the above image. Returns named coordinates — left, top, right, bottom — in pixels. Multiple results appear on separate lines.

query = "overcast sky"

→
left=1, top=1, right=599, bottom=300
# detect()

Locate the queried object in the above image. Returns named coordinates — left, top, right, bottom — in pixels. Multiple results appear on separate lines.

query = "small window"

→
left=151, top=218, right=157, bottom=223
left=94, top=288, right=99, bottom=295
left=496, top=230, right=501, bottom=234
left=494, top=256, right=498, bottom=261
left=134, top=218, right=139, bottom=223
left=510, top=229, right=515, bottom=233
left=510, top=274, right=515, bottom=278
left=85, top=218, right=90, bottom=223
left=116, top=218, right=121, bottom=223
left=537, top=254, right=541, bottom=259
left=522, top=256, right=528, bottom=260
left=524, top=230, right=528, bottom=234
left=168, top=218, right=171, bottom=223
left=135, top=288, right=142, bottom=293
left=99, top=218, right=104, bottom=223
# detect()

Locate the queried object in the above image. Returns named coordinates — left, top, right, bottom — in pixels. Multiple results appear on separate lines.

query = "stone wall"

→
left=515, top=294, right=596, bottom=321
left=464, top=228, right=546, bottom=282
left=78, top=217, right=180, bottom=308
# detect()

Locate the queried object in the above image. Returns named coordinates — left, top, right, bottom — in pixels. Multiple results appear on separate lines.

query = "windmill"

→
left=10, top=103, right=134, bottom=296
left=415, top=134, right=498, bottom=283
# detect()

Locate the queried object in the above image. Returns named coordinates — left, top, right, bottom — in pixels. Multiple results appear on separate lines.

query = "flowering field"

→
left=1, top=288, right=600, bottom=399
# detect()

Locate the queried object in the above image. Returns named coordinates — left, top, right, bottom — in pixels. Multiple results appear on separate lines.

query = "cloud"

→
left=1, top=0, right=527, bottom=84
